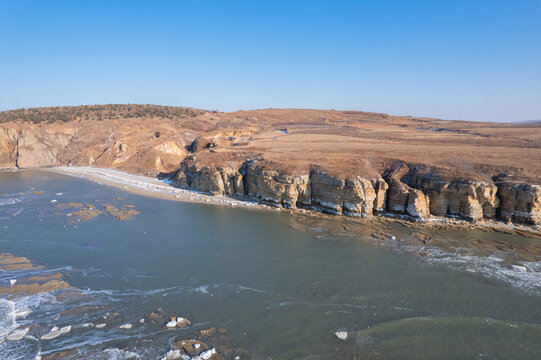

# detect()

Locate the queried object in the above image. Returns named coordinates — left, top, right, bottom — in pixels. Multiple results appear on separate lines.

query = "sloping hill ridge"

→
left=1, top=104, right=540, bottom=225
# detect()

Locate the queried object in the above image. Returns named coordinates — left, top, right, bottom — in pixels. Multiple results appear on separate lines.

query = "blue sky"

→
left=0, top=0, right=540, bottom=122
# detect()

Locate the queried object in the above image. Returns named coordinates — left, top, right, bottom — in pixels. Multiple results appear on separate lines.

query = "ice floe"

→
left=41, top=325, right=71, bottom=340
left=334, top=329, right=348, bottom=340
left=7, top=327, right=29, bottom=341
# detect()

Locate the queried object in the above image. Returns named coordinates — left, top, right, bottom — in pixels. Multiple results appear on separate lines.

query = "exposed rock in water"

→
left=40, top=349, right=79, bottom=360
left=143, top=308, right=172, bottom=326
left=103, top=203, right=140, bottom=220
left=197, top=327, right=217, bottom=338
left=0, top=279, right=71, bottom=296
left=0, top=253, right=39, bottom=270
left=166, top=316, right=191, bottom=328
left=171, top=339, right=209, bottom=357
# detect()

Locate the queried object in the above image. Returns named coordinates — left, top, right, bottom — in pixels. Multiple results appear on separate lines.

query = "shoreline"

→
left=43, top=166, right=273, bottom=211
left=11, top=166, right=539, bottom=239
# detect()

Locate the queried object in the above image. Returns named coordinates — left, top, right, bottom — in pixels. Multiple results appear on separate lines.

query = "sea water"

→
left=0, top=170, right=540, bottom=359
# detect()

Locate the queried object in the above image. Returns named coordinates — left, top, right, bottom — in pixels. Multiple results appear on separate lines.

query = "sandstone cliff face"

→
left=175, top=158, right=244, bottom=196
left=243, top=164, right=310, bottom=208
left=310, top=171, right=385, bottom=216
left=406, top=175, right=499, bottom=221
left=383, top=166, right=430, bottom=219
left=1, top=126, right=76, bottom=168
left=170, top=159, right=541, bottom=226
left=497, top=184, right=541, bottom=225
left=406, top=189, right=431, bottom=218
left=0, top=123, right=188, bottom=174
left=0, top=126, right=19, bottom=168
left=174, top=160, right=389, bottom=217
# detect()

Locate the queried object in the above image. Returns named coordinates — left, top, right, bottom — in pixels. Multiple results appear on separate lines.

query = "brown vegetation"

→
left=1, top=104, right=540, bottom=183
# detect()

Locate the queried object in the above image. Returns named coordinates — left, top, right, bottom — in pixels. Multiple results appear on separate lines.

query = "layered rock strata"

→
left=172, top=159, right=541, bottom=226
left=0, top=124, right=188, bottom=174
left=406, top=177, right=499, bottom=221
left=496, top=184, right=541, bottom=225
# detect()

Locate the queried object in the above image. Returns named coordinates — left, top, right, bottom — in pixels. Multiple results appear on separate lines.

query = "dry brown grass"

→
left=2, top=106, right=540, bottom=182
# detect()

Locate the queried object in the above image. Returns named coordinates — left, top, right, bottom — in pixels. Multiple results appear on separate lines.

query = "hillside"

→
left=1, top=104, right=540, bottom=225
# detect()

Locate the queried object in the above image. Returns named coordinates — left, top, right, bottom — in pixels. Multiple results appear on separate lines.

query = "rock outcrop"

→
left=310, top=170, right=385, bottom=216
left=171, top=159, right=541, bottom=226
left=0, top=123, right=188, bottom=174
left=175, top=157, right=244, bottom=196
left=406, top=171, right=499, bottom=221
left=497, top=183, right=541, bottom=225
left=383, top=164, right=430, bottom=219
left=174, top=159, right=391, bottom=216
left=243, top=163, right=310, bottom=208
left=406, top=189, right=431, bottom=219
left=0, top=126, right=18, bottom=167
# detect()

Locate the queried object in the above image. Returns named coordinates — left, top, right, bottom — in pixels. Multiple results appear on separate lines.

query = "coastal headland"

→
left=1, top=104, right=540, bottom=229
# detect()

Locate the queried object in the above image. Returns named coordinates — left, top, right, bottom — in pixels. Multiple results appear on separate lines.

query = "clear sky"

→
left=1, top=0, right=540, bottom=122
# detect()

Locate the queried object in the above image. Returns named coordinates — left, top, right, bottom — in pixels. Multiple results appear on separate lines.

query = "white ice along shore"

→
left=49, top=166, right=259, bottom=208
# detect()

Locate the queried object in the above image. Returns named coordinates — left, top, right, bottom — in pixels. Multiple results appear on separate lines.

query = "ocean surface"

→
left=1, top=170, right=540, bottom=359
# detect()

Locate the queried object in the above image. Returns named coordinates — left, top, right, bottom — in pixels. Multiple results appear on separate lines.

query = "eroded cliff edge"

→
left=172, top=157, right=541, bottom=226
left=1, top=105, right=540, bottom=227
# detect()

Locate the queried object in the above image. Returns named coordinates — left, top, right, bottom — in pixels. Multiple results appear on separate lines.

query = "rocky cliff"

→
left=172, top=157, right=541, bottom=226
left=0, top=122, right=190, bottom=174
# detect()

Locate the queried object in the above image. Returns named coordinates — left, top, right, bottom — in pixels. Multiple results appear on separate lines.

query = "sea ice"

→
left=7, top=327, right=29, bottom=341
left=196, top=348, right=217, bottom=360
left=511, top=265, right=528, bottom=272
left=41, top=325, right=71, bottom=340
left=165, top=349, right=182, bottom=359
left=14, top=307, right=32, bottom=317
left=334, top=330, right=348, bottom=340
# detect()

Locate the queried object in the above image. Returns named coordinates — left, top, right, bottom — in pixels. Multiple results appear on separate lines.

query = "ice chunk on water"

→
left=7, top=327, right=29, bottom=341
left=194, top=348, right=217, bottom=360
left=166, top=317, right=190, bottom=328
left=511, top=265, right=528, bottom=272
left=41, top=325, right=71, bottom=340
left=0, top=299, right=16, bottom=338
left=165, top=349, right=182, bottom=359
left=334, top=329, right=348, bottom=340
left=14, top=307, right=32, bottom=317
